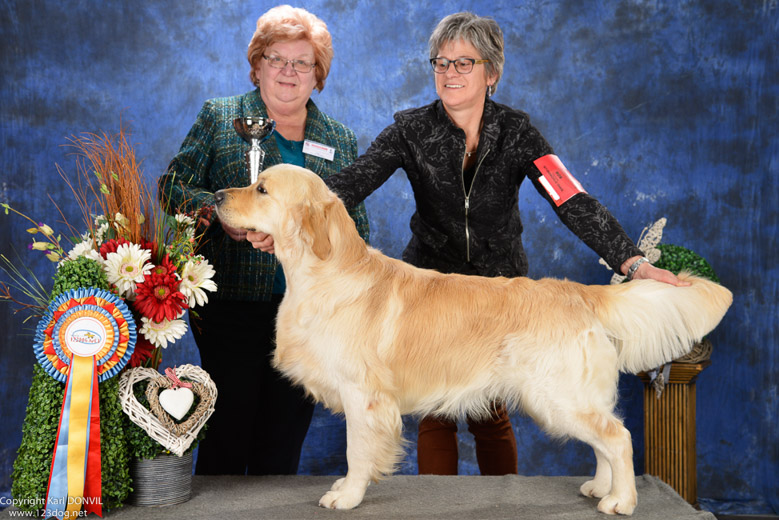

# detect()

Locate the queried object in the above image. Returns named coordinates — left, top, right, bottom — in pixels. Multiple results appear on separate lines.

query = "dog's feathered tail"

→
left=593, top=272, right=732, bottom=373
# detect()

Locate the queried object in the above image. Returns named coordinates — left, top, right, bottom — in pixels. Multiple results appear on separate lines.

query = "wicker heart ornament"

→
left=146, top=377, right=209, bottom=436
left=119, top=364, right=217, bottom=456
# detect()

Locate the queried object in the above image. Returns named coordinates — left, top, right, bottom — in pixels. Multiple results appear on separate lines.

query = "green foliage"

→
left=50, top=256, right=110, bottom=300
left=654, top=244, right=720, bottom=283
left=11, top=364, right=64, bottom=513
left=98, top=376, right=132, bottom=510
left=12, top=257, right=132, bottom=512
left=11, top=365, right=132, bottom=513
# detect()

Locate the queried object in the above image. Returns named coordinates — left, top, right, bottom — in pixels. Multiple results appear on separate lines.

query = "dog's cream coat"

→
left=215, top=164, right=732, bottom=515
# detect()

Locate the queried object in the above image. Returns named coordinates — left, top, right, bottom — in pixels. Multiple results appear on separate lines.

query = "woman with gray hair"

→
left=249, top=11, right=684, bottom=475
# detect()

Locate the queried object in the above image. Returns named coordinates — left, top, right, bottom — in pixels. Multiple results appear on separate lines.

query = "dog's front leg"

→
left=319, top=387, right=402, bottom=510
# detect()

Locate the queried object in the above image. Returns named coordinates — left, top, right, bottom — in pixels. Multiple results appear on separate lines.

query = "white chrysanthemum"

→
left=175, top=213, right=195, bottom=228
left=175, top=213, right=196, bottom=240
left=67, top=239, right=104, bottom=264
left=93, top=222, right=110, bottom=244
left=178, top=258, right=217, bottom=307
left=103, top=243, right=152, bottom=298
left=139, top=316, right=187, bottom=349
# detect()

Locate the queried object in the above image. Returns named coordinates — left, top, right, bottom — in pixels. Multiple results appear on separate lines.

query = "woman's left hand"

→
left=627, top=257, right=691, bottom=286
left=247, top=230, right=275, bottom=254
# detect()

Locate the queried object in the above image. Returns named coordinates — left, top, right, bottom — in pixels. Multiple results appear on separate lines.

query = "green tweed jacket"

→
left=159, top=89, right=370, bottom=302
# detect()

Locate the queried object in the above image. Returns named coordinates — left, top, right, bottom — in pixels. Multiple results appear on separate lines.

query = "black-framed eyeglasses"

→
left=262, top=54, right=316, bottom=73
left=430, top=57, right=490, bottom=74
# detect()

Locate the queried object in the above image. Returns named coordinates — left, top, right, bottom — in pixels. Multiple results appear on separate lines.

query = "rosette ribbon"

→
left=34, top=288, right=136, bottom=519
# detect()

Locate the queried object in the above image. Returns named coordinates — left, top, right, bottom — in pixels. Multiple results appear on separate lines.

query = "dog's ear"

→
left=298, top=199, right=334, bottom=261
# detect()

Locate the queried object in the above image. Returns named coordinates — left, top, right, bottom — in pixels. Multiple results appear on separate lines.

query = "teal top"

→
left=159, top=88, right=370, bottom=302
left=270, top=132, right=306, bottom=294
left=274, top=132, right=305, bottom=167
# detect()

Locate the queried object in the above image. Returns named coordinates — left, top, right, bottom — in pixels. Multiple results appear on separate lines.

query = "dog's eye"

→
left=257, top=184, right=267, bottom=194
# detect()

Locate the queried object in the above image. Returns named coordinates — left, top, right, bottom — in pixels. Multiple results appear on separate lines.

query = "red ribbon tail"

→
left=83, top=358, right=103, bottom=517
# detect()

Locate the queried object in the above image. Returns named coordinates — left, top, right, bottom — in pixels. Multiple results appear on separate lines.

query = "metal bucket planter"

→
left=129, top=453, right=193, bottom=506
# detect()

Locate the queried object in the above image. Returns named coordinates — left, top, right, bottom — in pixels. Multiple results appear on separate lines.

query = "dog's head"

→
left=214, top=164, right=359, bottom=263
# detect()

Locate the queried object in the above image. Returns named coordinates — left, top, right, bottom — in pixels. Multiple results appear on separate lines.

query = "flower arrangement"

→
left=1, top=128, right=216, bottom=369
left=65, top=210, right=215, bottom=367
left=2, top=127, right=218, bottom=514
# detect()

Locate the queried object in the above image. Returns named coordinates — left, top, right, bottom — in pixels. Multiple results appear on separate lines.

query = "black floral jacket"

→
left=326, top=97, right=642, bottom=277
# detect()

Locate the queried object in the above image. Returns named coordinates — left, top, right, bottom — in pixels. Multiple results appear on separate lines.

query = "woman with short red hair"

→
left=159, top=5, right=369, bottom=476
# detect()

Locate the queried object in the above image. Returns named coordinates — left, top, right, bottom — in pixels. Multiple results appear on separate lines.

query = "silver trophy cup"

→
left=233, top=117, right=276, bottom=184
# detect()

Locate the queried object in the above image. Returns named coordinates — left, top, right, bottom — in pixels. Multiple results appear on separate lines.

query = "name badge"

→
left=303, top=140, right=335, bottom=161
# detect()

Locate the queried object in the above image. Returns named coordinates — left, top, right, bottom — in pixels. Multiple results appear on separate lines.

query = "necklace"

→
left=465, top=149, right=477, bottom=158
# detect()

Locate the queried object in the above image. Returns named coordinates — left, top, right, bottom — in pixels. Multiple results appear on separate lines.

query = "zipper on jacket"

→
left=461, top=146, right=489, bottom=263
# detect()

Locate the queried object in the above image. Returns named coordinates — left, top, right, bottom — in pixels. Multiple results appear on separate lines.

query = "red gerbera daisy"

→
left=133, top=255, right=188, bottom=322
left=148, top=253, right=177, bottom=281
left=99, top=237, right=130, bottom=259
left=140, top=239, right=158, bottom=259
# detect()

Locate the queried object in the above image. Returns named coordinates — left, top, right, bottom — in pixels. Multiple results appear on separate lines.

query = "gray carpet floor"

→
left=2, top=474, right=716, bottom=519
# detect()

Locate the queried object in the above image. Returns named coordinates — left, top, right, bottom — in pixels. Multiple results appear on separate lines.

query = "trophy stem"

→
left=247, top=140, right=265, bottom=184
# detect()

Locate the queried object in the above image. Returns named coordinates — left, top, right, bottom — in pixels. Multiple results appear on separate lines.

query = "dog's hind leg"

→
left=519, top=379, right=635, bottom=514
left=569, top=411, right=637, bottom=515
left=580, top=446, right=613, bottom=498
left=319, top=387, right=403, bottom=510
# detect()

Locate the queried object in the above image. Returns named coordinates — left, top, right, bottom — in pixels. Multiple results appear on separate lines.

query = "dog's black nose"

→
left=214, top=190, right=225, bottom=206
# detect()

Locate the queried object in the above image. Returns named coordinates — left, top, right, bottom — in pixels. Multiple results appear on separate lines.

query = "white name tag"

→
left=303, top=139, right=335, bottom=161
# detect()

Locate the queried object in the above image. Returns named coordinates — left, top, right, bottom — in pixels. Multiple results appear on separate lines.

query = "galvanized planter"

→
left=129, top=453, right=193, bottom=507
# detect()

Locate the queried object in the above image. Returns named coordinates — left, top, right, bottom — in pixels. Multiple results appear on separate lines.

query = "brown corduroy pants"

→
left=416, top=403, right=518, bottom=475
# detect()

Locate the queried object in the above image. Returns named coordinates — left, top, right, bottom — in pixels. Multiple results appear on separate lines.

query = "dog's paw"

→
left=597, top=493, right=637, bottom=516
left=329, top=477, right=346, bottom=491
left=318, top=487, right=365, bottom=510
left=580, top=478, right=611, bottom=498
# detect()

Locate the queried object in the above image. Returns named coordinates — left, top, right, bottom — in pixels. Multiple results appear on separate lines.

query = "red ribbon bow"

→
left=165, top=367, right=193, bottom=389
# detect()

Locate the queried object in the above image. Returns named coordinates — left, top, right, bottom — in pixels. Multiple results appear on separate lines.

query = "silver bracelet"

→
left=625, top=256, right=649, bottom=281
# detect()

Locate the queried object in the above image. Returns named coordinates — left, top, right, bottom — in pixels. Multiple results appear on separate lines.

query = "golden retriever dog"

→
left=214, top=164, right=732, bottom=515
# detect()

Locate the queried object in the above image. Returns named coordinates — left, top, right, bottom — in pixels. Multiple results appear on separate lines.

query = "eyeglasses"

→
left=430, top=57, right=490, bottom=74
left=262, top=55, right=316, bottom=73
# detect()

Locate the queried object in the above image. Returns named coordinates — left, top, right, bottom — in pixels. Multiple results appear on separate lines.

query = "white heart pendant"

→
left=159, top=387, right=194, bottom=420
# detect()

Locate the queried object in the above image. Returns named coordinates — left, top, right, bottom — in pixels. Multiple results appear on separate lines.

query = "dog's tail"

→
left=593, top=272, right=732, bottom=373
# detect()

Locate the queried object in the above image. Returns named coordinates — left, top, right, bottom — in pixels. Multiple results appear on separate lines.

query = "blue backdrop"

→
left=1, top=0, right=776, bottom=515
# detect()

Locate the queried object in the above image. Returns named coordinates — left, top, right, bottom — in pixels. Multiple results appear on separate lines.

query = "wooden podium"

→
left=638, top=360, right=710, bottom=505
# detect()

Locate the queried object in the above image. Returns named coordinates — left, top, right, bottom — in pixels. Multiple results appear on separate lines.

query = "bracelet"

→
left=625, top=257, right=649, bottom=281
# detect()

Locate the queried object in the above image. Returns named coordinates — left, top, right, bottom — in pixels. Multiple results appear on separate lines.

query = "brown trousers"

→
left=417, top=403, right=518, bottom=475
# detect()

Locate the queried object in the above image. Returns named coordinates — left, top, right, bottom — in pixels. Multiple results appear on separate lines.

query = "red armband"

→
left=533, top=154, right=586, bottom=207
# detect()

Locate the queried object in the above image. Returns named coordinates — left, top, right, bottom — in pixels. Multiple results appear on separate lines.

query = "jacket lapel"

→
left=479, top=98, right=500, bottom=154
left=302, top=99, right=327, bottom=176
